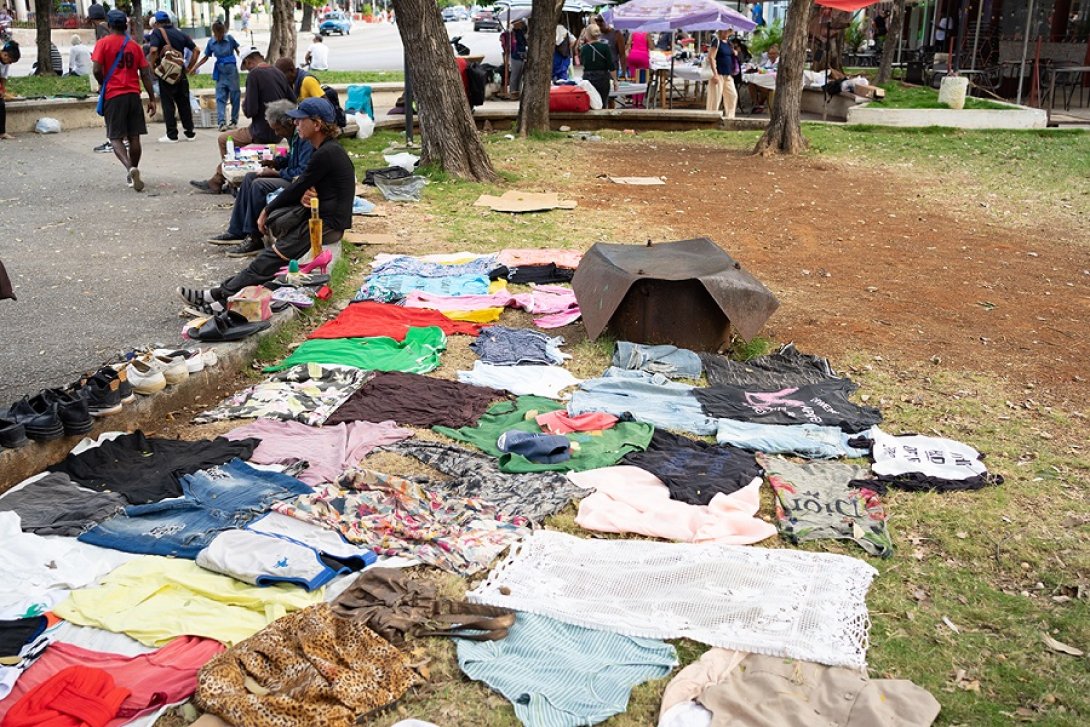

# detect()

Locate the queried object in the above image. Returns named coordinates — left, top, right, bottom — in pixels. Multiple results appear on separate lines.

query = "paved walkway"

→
left=0, top=126, right=245, bottom=404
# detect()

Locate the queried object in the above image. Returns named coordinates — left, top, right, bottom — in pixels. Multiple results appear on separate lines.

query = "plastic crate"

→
left=194, top=108, right=217, bottom=129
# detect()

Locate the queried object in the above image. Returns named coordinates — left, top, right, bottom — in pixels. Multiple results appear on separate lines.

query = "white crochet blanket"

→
left=469, top=530, right=877, bottom=669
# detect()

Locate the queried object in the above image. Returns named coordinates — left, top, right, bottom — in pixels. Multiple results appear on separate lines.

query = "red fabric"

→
left=455, top=56, right=470, bottom=95
left=815, top=0, right=880, bottom=10
left=549, top=86, right=591, bottom=113
left=90, top=35, right=148, bottom=101
left=536, top=411, right=619, bottom=435
left=308, top=301, right=481, bottom=341
left=0, top=638, right=224, bottom=727
left=2, top=666, right=130, bottom=727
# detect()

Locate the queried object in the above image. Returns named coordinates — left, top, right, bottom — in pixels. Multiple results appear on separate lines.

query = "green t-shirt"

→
left=264, top=326, right=446, bottom=374
left=580, top=40, right=615, bottom=72
left=434, top=395, right=654, bottom=473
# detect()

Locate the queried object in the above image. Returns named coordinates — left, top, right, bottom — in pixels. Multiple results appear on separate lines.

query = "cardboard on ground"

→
left=474, top=191, right=578, bottom=213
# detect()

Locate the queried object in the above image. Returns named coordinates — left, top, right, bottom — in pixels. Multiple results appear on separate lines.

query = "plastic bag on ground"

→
left=355, top=113, right=375, bottom=139
left=34, top=117, right=62, bottom=134
left=375, top=174, right=426, bottom=202
left=383, top=152, right=419, bottom=172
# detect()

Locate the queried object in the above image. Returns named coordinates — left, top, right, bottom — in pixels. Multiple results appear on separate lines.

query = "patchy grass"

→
left=877, top=81, right=1013, bottom=110
left=6, top=74, right=93, bottom=98
left=188, top=69, right=404, bottom=90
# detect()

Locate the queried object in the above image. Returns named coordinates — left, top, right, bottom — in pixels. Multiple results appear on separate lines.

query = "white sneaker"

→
left=145, top=353, right=189, bottom=385
left=158, top=135, right=179, bottom=144
left=182, top=133, right=196, bottom=142
left=125, top=359, right=167, bottom=395
left=153, top=348, right=204, bottom=374
left=199, top=348, right=219, bottom=368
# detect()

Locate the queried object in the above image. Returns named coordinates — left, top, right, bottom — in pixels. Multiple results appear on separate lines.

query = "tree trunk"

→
left=267, top=0, right=296, bottom=61
left=301, top=4, right=313, bottom=33
left=391, top=0, right=496, bottom=181
left=132, top=0, right=144, bottom=38
left=754, top=0, right=814, bottom=156
left=33, top=0, right=52, bottom=75
left=516, top=0, right=562, bottom=136
left=876, top=0, right=906, bottom=85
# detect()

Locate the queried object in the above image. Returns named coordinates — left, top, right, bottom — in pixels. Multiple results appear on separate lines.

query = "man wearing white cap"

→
left=191, top=46, right=294, bottom=194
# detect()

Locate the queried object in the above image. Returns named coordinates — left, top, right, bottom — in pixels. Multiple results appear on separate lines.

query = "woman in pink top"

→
left=627, top=30, right=651, bottom=82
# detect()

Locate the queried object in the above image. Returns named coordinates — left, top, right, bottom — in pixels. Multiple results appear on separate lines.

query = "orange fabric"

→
left=308, top=301, right=481, bottom=341
left=2, top=666, right=130, bottom=727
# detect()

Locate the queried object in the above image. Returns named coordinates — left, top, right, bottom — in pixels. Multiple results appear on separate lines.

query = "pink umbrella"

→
left=605, top=0, right=757, bottom=32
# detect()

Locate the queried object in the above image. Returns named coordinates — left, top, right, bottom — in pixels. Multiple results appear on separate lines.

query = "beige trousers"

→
left=706, top=74, right=737, bottom=119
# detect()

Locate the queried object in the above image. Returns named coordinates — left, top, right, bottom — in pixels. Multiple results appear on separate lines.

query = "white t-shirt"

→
left=307, top=42, right=329, bottom=70
left=870, top=429, right=988, bottom=481
left=69, top=44, right=93, bottom=76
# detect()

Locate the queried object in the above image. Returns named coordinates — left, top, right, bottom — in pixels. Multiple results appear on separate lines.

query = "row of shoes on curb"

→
left=0, top=348, right=218, bottom=450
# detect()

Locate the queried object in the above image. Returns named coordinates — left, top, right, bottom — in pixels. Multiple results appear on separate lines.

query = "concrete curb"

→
left=0, top=245, right=343, bottom=493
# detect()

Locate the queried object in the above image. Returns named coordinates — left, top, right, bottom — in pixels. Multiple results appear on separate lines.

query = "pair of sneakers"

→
left=124, top=348, right=218, bottom=395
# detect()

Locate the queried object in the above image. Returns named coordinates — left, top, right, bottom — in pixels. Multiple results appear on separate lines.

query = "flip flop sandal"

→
left=185, top=310, right=271, bottom=342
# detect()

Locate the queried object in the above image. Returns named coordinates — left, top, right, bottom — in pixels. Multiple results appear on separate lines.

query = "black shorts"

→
left=103, top=93, right=147, bottom=140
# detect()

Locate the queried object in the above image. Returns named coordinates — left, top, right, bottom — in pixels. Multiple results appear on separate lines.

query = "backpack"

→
left=321, top=85, right=348, bottom=129
left=154, top=28, right=185, bottom=84
left=557, top=32, right=572, bottom=58
left=466, top=62, right=487, bottom=107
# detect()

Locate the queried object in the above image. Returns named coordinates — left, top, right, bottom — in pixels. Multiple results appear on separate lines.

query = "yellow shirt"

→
left=298, top=74, right=324, bottom=101
left=54, top=556, right=322, bottom=646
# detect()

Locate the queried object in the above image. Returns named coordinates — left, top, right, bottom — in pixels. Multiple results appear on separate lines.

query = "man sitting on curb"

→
left=206, top=99, right=313, bottom=258
left=190, top=46, right=293, bottom=194
left=177, top=98, right=354, bottom=313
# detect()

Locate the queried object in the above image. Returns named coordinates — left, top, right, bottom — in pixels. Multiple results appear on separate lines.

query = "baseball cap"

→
left=286, top=97, right=336, bottom=123
left=153, top=10, right=171, bottom=24
left=106, top=9, right=127, bottom=28
left=241, top=46, right=263, bottom=61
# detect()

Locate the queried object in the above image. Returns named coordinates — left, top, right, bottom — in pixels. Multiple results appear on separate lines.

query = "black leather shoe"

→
left=0, top=417, right=30, bottom=448
left=6, top=396, right=64, bottom=441
left=40, top=388, right=94, bottom=435
left=72, top=370, right=123, bottom=417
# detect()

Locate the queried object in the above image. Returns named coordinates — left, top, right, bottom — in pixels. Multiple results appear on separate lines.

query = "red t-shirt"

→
left=91, top=34, right=148, bottom=100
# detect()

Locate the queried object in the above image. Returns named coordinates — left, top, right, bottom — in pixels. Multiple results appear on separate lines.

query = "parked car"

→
left=319, top=11, right=352, bottom=36
left=442, top=7, right=458, bottom=22
left=474, top=10, right=501, bottom=32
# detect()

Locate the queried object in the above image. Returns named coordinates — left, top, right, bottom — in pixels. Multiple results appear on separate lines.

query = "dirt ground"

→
left=582, top=146, right=1090, bottom=411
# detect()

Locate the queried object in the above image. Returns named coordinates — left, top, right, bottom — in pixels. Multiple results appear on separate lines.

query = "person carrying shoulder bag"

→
left=148, top=10, right=198, bottom=143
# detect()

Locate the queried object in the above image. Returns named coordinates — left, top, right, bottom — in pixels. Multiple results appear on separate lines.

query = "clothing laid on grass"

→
left=693, top=379, right=882, bottom=433
left=657, top=648, right=747, bottom=727
left=54, top=556, right=322, bottom=647
left=572, top=466, right=776, bottom=544
left=0, top=472, right=125, bottom=536
left=372, top=254, right=497, bottom=278
left=434, top=396, right=654, bottom=474
left=354, top=273, right=491, bottom=303
left=497, top=248, right=583, bottom=269
left=715, top=418, right=870, bottom=459
left=307, top=301, right=480, bottom=340
left=470, top=326, right=568, bottom=366
left=0, top=637, right=225, bottom=727
left=863, top=428, right=1000, bottom=493
left=273, top=468, right=529, bottom=575
left=468, top=530, right=878, bottom=669
left=264, top=327, right=446, bottom=374
left=224, top=418, right=412, bottom=486
left=0, top=616, right=49, bottom=701
left=195, top=603, right=418, bottom=727
left=329, top=568, right=439, bottom=647
left=522, top=285, right=581, bottom=328
left=0, top=665, right=130, bottom=727
left=621, top=430, right=763, bottom=507
left=49, top=431, right=259, bottom=505
left=456, top=361, right=582, bottom=399
left=78, top=459, right=313, bottom=559
left=570, top=368, right=719, bottom=435
left=0, top=617, right=45, bottom=660
left=457, top=612, right=676, bottom=727
left=194, top=364, right=370, bottom=426
left=0, top=512, right=124, bottom=622
left=762, top=457, right=893, bottom=559
left=613, top=341, right=702, bottom=379
left=699, top=652, right=941, bottom=727
left=700, top=344, right=842, bottom=389
left=402, top=289, right=528, bottom=315
left=386, top=440, right=591, bottom=523
left=490, top=263, right=575, bottom=285
left=325, top=371, right=505, bottom=428
left=196, top=527, right=375, bottom=591
left=535, top=410, right=618, bottom=435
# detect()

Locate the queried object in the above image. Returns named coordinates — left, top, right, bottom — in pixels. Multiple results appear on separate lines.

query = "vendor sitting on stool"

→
left=176, top=98, right=354, bottom=314
left=205, top=99, right=313, bottom=258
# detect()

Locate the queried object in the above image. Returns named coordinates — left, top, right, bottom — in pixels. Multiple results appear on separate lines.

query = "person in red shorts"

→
left=91, top=10, right=157, bottom=192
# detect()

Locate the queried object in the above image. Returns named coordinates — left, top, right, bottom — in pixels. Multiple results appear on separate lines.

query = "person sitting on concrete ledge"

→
left=274, top=57, right=325, bottom=102
left=176, top=98, right=354, bottom=314
left=190, top=46, right=293, bottom=194
left=206, top=99, right=314, bottom=258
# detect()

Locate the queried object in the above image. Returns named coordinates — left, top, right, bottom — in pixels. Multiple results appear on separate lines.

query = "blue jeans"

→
left=716, top=419, right=871, bottom=459
left=612, top=341, right=702, bottom=379
left=78, top=459, right=312, bottom=559
left=227, top=173, right=290, bottom=237
left=215, top=65, right=241, bottom=125
left=569, top=368, right=718, bottom=435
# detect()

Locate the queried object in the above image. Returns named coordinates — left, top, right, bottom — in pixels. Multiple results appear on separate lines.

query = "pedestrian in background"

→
left=706, top=29, right=737, bottom=119
left=305, top=34, right=329, bottom=70
left=0, top=40, right=20, bottom=140
left=148, top=10, right=198, bottom=143
left=68, top=34, right=92, bottom=76
left=194, top=20, right=240, bottom=131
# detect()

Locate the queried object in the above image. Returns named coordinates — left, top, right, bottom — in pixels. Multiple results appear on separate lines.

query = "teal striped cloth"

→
left=457, top=612, right=677, bottom=727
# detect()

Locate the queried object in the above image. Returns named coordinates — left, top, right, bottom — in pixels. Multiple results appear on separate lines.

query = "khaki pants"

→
left=706, top=74, right=737, bottom=119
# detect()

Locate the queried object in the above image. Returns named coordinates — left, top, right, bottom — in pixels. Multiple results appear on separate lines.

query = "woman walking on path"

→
left=195, top=21, right=241, bottom=131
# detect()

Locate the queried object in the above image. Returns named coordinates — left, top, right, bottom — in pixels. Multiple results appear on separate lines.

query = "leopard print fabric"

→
left=195, top=603, right=418, bottom=726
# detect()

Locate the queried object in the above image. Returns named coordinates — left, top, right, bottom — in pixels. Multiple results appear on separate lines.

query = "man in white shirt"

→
left=68, top=34, right=92, bottom=76
left=305, top=34, right=329, bottom=70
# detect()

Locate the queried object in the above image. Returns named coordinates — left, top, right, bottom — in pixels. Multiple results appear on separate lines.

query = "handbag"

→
left=154, top=28, right=185, bottom=84
left=95, top=34, right=129, bottom=116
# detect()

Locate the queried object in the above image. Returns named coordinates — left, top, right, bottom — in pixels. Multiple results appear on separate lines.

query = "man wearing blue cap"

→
left=91, top=9, right=157, bottom=191
left=176, top=98, right=355, bottom=313
left=148, top=10, right=198, bottom=143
